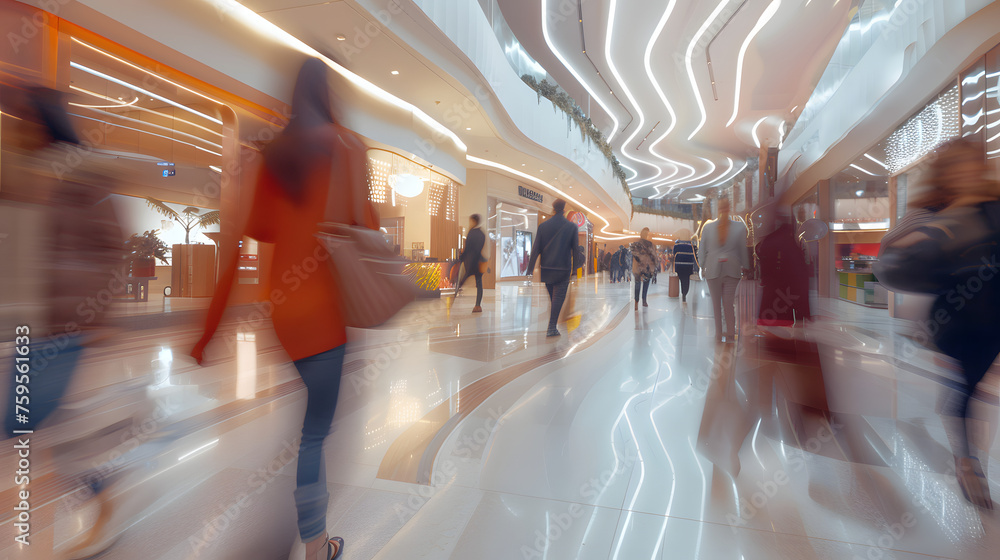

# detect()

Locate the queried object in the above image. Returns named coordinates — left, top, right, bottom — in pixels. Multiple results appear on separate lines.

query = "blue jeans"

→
left=5, top=333, right=84, bottom=437
left=291, top=344, right=346, bottom=541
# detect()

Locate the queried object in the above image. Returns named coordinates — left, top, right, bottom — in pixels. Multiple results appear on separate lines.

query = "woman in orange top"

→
left=192, top=58, right=376, bottom=560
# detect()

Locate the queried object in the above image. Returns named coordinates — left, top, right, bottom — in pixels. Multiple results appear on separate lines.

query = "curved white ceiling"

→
left=499, top=0, right=855, bottom=198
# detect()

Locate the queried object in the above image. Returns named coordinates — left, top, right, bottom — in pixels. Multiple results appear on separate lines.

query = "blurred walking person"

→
left=698, top=197, right=749, bottom=343
left=192, top=58, right=376, bottom=559
left=610, top=245, right=621, bottom=283
left=877, top=138, right=999, bottom=509
left=630, top=228, right=657, bottom=310
left=528, top=199, right=580, bottom=337
left=1, top=85, right=135, bottom=559
left=756, top=209, right=811, bottom=326
left=456, top=213, right=487, bottom=313
left=673, top=240, right=696, bottom=303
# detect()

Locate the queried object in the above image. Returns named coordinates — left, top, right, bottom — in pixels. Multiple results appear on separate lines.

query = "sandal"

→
left=328, top=537, right=345, bottom=560
left=956, top=457, right=994, bottom=510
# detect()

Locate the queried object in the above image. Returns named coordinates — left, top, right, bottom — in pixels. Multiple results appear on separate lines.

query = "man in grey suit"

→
left=528, top=199, right=580, bottom=337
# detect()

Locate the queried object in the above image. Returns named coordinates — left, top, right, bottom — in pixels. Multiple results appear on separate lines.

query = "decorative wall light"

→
left=389, top=173, right=425, bottom=198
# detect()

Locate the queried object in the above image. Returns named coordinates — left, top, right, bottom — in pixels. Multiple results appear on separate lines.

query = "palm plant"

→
left=144, top=197, right=221, bottom=244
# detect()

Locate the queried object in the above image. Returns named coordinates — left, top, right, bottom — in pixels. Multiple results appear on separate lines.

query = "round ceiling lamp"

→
left=390, top=173, right=425, bottom=198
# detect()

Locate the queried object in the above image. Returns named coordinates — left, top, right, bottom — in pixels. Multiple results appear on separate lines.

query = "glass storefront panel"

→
left=496, top=201, right=538, bottom=279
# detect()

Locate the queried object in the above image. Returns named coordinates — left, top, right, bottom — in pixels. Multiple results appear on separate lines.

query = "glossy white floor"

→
left=2, top=276, right=997, bottom=559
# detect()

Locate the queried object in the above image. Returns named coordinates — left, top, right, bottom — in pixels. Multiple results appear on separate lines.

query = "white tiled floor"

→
left=2, top=277, right=996, bottom=559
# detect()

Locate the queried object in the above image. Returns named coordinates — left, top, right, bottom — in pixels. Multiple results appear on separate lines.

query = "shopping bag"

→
left=558, top=281, right=582, bottom=331
left=317, top=223, right=415, bottom=328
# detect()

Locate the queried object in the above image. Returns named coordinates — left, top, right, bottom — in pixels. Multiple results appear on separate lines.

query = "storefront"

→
left=0, top=0, right=284, bottom=314
left=366, top=148, right=461, bottom=261
left=490, top=196, right=540, bottom=280
left=795, top=78, right=963, bottom=308
left=484, top=174, right=552, bottom=283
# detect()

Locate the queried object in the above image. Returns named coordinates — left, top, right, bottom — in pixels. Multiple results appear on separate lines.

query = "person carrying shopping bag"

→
left=528, top=199, right=580, bottom=337
left=191, top=58, right=378, bottom=560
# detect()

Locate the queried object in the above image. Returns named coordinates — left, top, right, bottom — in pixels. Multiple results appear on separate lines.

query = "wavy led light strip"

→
left=751, top=116, right=768, bottom=148
left=706, top=157, right=734, bottom=187
left=631, top=0, right=688, bottom=190
left=605, top=0, right=660, bottom=180
left=650, top=156, right=715, bottom=197
left=709, top=159, right=748, bottom=188
left=685, top=0, right=733, bottom=141
left=206, top=0, right=466, bottom=152
left=540, top=0, right=620, bottom=141
left=726, top=0, right=782, bottom=127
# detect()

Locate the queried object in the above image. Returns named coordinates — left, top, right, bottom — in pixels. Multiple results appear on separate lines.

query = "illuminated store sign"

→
left=517, top=185, right=543, bottom=203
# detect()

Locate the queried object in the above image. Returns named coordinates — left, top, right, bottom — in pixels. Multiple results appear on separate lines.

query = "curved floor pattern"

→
left=1, top=277, right=997, bottom=559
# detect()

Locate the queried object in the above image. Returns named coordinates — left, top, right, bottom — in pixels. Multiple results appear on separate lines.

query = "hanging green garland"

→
left=522, top=75, right=630, bottom=200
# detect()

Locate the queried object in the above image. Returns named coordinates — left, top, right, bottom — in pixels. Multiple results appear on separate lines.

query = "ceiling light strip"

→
left=751, top=116, right=768, bottom=149
left=708, top=159, right=748, bottom=188
left=71, top=62, right=223, bottom=125
left=686, top=0, right=735, bottom=141
left=69, top=96, right=139, bottom=109
left=71, top=38, right=225, bottom=108
left=604, top=0, right=661, bottom=182
left=205, top=0, right=465, bottom=153
left=541, top=0, right=620, bottom=142
left=650, top=156, right=716, bottom=196
left=863, top=153, right=887, bottom=169
left=72, top=104, right=223, bottom=150
left=69, top=113, right=223, bottom=157
left=69, top=85, right=224, bottom=137
left=726, top=0, right=782, bottom=127
left=631, top=0, right=683, bottom=189
left=849, top=163, right=878, bottom=176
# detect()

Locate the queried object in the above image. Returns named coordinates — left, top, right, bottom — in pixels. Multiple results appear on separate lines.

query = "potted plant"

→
left=144, top=197, right=221, bottom=244
left=124, top=230, right=169, bottom=277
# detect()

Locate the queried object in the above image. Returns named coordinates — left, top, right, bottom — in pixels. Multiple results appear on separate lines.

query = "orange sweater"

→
left=196, top=125, right=377, bottom=362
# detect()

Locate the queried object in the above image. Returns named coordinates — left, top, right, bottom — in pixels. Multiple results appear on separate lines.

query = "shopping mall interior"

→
left=2, top=0, right=1000, bottom=559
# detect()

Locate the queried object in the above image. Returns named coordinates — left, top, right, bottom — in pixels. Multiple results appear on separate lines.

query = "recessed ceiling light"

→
left=465, top=127, right=471, bottom=130
left=391, top=70, right=399, bottom=75
left=336, top=34, right=346, bottom=41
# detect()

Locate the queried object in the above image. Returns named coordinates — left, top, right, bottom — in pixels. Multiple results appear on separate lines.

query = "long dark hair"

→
left=29, top=87, right=80, bottom=145
left=263, top=58, right=337, bottom=202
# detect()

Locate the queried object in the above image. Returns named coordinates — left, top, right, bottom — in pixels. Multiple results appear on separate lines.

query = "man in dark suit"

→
left=528, top=199, right=580, bottom=337
left=457, top=213, right=487, bottom=312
